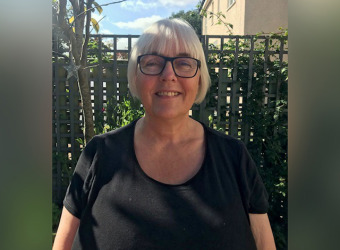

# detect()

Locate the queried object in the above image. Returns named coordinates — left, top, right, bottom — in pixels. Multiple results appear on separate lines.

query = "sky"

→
left=90, top=0, right=200, bottom=35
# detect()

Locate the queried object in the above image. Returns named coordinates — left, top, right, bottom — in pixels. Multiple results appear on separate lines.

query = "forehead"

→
left=140, top=33, right=198, bottom=58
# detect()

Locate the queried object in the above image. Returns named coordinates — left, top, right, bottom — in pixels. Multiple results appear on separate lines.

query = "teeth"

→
left=157, top=92, right=179, bottom=96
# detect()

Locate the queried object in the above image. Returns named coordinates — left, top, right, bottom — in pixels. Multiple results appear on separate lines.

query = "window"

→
left=228, top=0, right=235, bottom=8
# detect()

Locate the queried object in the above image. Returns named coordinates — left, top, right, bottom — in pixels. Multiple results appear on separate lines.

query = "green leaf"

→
left=93, top=1, right=103, bottom=14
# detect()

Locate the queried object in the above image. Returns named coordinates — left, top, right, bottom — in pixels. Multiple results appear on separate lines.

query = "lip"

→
left=155, top=90, right=181, bottom=97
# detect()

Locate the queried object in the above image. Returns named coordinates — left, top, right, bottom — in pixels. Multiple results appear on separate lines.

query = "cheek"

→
left=135, top=74, right=153, bottom=101
left=135, top=72, right=146, bottom=92
left=192, top=76, right=201, bottom=94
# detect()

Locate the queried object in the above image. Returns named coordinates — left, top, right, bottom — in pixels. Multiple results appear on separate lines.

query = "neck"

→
left=136, top=114, right=197, bottom=144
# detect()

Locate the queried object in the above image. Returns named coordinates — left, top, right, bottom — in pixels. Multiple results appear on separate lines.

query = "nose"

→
left=160, top=61, right=177, bottom=81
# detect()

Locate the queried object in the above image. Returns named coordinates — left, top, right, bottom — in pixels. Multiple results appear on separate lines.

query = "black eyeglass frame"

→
left=137, top=54, right=201, bottom=78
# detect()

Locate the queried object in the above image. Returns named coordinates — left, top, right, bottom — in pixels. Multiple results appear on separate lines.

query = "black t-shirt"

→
left=64, top=120, right=268, bottom=250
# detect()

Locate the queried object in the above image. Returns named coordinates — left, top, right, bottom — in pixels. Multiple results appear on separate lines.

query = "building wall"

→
left=202, top=0, right=246, bottom=36
left=201, top=0, right=287, bottom=36
left=244, top=0, right=288, bottom=34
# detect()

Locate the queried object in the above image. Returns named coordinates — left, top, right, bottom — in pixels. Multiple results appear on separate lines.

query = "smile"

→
left=156, top=91, right=180, bottom=96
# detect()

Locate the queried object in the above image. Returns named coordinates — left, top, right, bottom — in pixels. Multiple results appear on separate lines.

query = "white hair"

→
left=127, top=18, right=211, bottom=104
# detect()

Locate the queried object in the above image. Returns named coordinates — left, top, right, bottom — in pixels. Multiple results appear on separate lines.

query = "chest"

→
left=134, top=138, right=205, bottom=185
left=76, top=156, right=256, bottom=250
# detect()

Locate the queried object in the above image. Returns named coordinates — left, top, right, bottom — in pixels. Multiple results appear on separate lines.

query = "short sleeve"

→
left=63, top=136, right=99, bottom=219
left=238, top=141, right=269, bottom=214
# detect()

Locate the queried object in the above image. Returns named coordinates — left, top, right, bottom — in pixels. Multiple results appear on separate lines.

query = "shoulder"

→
left=75, top=120, right=137, bottom=174
left=89, top=120, right=137, bottom=147
left=202, top=123, right=244, bottom=157
left=204, top=125, right=240, bottom=143
left=95, top=120, right=136, bottom=139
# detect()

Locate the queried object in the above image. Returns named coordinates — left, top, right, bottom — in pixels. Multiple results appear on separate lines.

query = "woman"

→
left=53, top=19, right=276, bottom=250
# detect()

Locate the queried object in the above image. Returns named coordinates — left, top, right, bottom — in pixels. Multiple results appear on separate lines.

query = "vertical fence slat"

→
left=263, top=38, right=269, bottom=107
left=97, top=35, right=104, bottom=112
left=230, top=37, right=239, bottom=138
left=54, top=57, right=61, bottom=204
left=69, top=77, right=75, bottom=164
left=199, top=35, right=209, bottom=126
left=216, top=37, right=222, bottom=125
left=113, top=36, right=118, bottom=100
left=243, top=37, right=255, bottom=145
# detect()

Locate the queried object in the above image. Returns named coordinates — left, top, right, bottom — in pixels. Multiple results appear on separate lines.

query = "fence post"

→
left=230, top=37, right=240, bottom=138
left=243, top=36, right=255, bottom=145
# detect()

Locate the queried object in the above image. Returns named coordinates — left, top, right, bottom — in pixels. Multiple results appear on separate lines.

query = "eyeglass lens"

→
left=139, top=55, right=199, bottom=78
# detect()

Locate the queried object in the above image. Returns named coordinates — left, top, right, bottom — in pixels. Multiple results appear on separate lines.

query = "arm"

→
left=53, top=207, right=80, bottom=250
left=249, top=213, right=276, bottom=250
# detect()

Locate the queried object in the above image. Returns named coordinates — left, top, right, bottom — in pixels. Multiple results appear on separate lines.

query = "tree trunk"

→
left=78, top=68, right=95, bottom=144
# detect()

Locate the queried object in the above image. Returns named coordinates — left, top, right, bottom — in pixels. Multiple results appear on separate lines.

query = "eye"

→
left=175, top=58, right=195, bottom=69
left=141, top=56, right=163, bottom=68
left=144, top=61, right=156, bottom=66
left=179, top=61, right=191, bottom=66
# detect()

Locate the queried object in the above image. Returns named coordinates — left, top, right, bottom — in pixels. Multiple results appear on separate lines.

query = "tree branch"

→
left=68, top=0, right=83, bottom=60
left=201, top=10, right=233, bottom=34
left=58, top=0, right=69, bottom=37
left=58, top=0, right=67, bottom=27
left=71, top=0, right=127, bottom=25
left=80, top=0, right=94, bottom=65
left=57, top=0, right=79, bottom=59
left=69, top=0, right=79, bottom=13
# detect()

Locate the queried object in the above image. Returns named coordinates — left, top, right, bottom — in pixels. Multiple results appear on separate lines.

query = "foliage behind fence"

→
left=52, top=33, right=287, bottom=249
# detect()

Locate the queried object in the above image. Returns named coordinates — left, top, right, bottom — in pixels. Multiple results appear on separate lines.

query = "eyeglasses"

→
left=137, top=54, right=201, bottom=78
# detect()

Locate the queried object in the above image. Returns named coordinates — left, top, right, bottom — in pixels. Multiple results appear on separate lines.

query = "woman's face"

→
left=135, top=50, right=200, bottom=121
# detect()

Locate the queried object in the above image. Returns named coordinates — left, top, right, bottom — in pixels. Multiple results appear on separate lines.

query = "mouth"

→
left=156, top=91, right=180, bottom=97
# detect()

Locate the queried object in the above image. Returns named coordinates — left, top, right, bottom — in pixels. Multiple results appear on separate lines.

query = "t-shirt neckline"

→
left=130, top=118, right=208, bottom=189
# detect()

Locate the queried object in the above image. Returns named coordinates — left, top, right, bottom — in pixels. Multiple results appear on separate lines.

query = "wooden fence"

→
left=52, top=34, right=288, bottom=204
